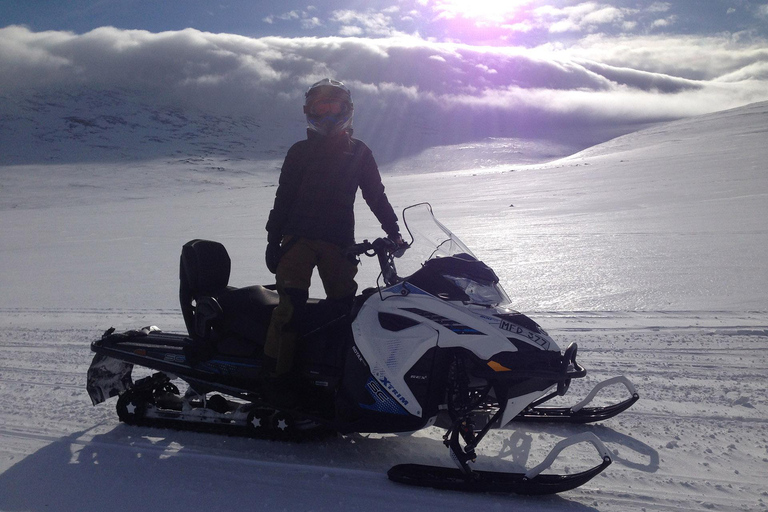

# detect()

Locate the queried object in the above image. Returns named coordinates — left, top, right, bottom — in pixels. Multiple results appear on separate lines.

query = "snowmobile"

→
left=87, top=202, right=638, bottom=495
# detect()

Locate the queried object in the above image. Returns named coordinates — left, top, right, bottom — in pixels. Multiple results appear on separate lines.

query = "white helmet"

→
left=303, top=78, right=354, bottom=136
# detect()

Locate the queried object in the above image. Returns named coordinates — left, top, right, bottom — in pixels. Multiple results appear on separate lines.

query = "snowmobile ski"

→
left=388, top=432, right=612, bottom=495
left=514, top=376, right=640, bottom=424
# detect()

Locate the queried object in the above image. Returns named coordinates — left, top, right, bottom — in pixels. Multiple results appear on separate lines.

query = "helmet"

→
left=303, top=78, right=354, bottom=136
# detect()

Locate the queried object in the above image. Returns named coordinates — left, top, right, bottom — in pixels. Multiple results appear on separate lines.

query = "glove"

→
left=388, top=232, right=406, bottom=246
left=265, top=242, right=281, bottom=274
left=388, top=233, right=408, bottom=256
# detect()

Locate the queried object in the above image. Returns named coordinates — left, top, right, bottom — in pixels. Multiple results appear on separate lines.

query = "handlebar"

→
left=346, top=237, right=408, bottom=286
left=346, top=237, right=402, bottom=258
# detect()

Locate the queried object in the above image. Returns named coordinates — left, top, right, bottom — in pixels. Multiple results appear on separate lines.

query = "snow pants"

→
left=264, top=237, right=358, bottom=376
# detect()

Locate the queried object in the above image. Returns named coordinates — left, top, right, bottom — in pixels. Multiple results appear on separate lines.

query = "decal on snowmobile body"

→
left=197, top=359, right=257, bottom=375
left=381, top=281, right=431, bottom=298
left=401, top=308, right=483, bottom=335
left=352, top=292, right=441, bottom=418
left=417, top=299, right=536, bottom=359
left=382, top=281, right=557, bottom=358
left=164, top=353, right=187, bottom=364
left=359, top=377, right=409, bottom=415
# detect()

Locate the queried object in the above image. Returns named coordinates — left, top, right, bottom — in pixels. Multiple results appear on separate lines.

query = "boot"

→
left=261, top=373, right=298, bottom=409
left=256, top=355, right=298, bottom=409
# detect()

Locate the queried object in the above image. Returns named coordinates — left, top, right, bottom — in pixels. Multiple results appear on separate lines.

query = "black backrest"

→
left=179, top=239, right=231, bottom=338
left=180, top=239, right=231, bottom=294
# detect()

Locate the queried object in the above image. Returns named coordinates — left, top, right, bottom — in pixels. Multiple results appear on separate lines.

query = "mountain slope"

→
left=0, top=86, right=583, bottom=168
left=0, top=88, right=292, bottom=165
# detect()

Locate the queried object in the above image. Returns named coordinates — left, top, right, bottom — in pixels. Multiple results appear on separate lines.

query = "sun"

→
left=430, top=0, right=534, bottom=24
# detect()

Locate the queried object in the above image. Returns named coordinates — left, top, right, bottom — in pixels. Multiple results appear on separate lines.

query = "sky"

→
left=2, top=1, right=768, bottom=162
left=4, top=0, right=768, bottom=43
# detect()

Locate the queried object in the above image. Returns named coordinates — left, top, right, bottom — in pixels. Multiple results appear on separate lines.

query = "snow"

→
left=1, top=101, right=768, bottom=511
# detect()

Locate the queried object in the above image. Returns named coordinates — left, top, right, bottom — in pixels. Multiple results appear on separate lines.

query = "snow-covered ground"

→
left=1, top=102, right=767, bottom=511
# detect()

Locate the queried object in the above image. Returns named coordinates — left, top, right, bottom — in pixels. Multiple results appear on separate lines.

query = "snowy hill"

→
left=0, top=86, right=579, bottom=169
left=393, top=100, right=768, bottom=312
left=1, top=101, right=767, bottom=511
left=0, top=88, right=288, bottom=165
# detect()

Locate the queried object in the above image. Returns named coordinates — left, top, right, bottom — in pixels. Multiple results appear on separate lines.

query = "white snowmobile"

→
left=87, top=203, right=638, bottom=495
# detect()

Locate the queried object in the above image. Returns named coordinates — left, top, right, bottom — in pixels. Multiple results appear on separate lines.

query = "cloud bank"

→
left=262, top=1, right=768, bottom=46
left=2, top=24, right=767, bottom=164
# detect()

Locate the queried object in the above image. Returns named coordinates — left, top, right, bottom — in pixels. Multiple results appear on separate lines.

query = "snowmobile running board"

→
left=388, top=432, right=612, bottom=495
left=515, top=376, right=639, bottom=424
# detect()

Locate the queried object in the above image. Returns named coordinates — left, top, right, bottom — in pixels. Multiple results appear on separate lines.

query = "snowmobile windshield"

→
left=392, top=203, right=511, bottom=306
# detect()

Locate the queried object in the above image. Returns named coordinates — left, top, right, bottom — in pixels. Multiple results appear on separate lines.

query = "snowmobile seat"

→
left=180, top=239, right=231, bottom=340
left=179, top=239, right=279, bottom=358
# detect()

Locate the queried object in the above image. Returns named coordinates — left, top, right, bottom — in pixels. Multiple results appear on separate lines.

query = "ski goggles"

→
left=307, top=98, right=351, bottom=116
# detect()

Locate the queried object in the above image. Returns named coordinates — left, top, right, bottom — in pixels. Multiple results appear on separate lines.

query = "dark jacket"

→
left=266, top=131, right=399, bottom=247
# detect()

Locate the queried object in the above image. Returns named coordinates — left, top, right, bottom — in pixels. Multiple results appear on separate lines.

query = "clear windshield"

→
left=387, top=203, right=511, bottom=306
left=395, top=203, right=475, bottom=276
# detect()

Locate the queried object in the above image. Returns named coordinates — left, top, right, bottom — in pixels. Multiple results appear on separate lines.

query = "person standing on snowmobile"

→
left=263, top=78, right=402, bottom=399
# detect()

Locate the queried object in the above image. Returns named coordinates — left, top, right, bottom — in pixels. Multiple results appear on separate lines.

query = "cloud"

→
left=430, top=0, right=536, bottom=23
left=536, top=3, right=638, bottom=34
left=263, top=7, right=321, bottom=29
left=301, top=17, right=323, bottom=30
left=263, top=11, right=300, bottom=24
left=547, top=33, right=768, bottom=81
left=259, top=2, right=700, bottom=43
left=418, top=1, right=682, bottom=38
left=263, top=6, right=408, bottom=38
left=412, top=0, right=768, bottom=46
left=1, top=25, right=767, bottom=162
left=330, top=9, right=405, bottom=37
left=648, top=2, right=672, bottom=14
left=650, top=15, right=678, bottom=29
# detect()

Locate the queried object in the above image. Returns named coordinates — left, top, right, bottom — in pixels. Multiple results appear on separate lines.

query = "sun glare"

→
left=432, top=0, right=533, bottom=23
